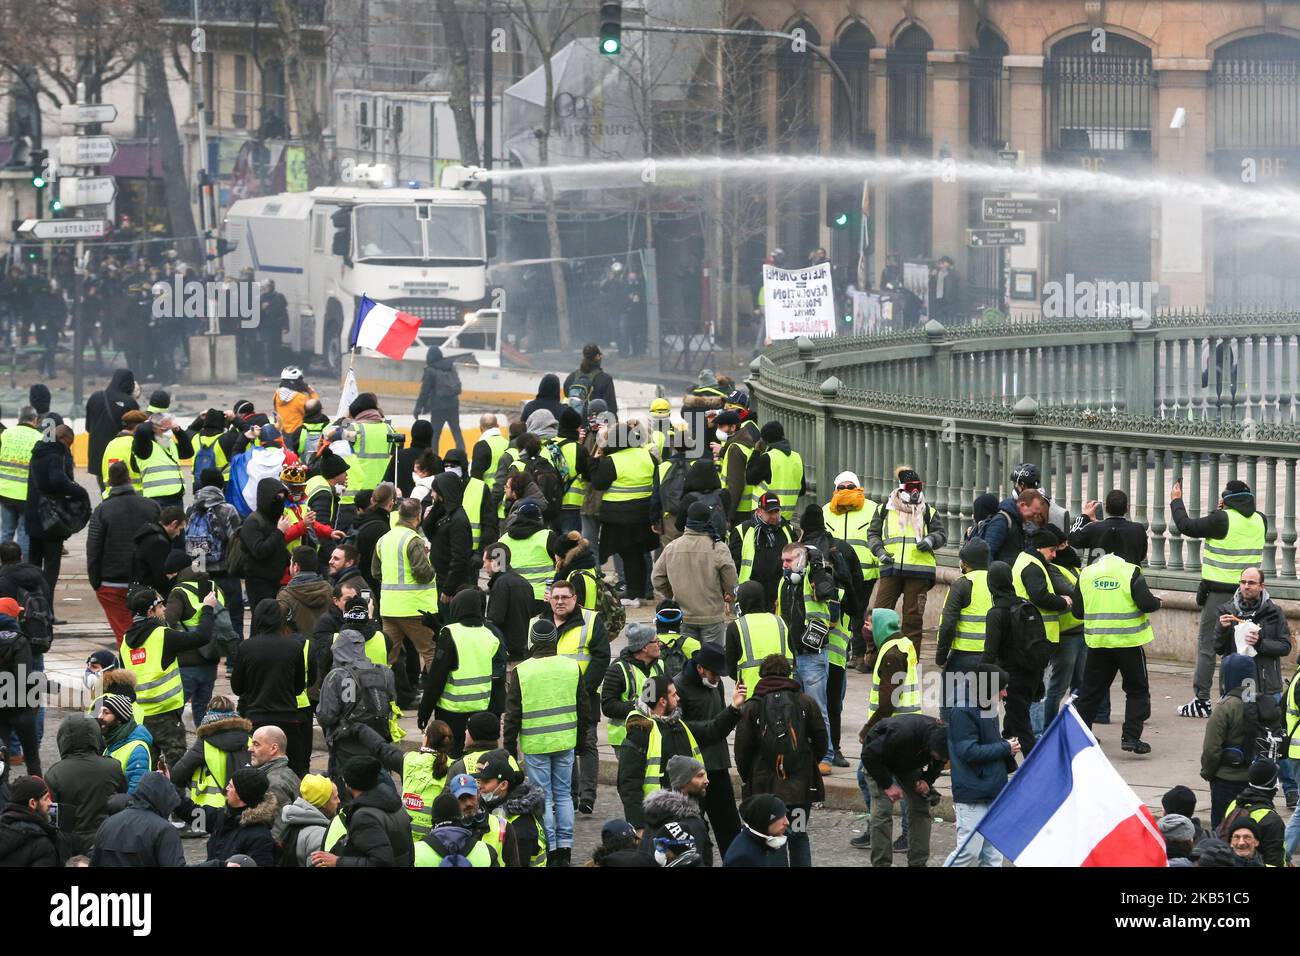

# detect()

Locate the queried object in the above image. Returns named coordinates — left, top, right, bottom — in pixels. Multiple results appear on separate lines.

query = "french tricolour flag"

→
left=973, top=704, right=1167, bottom=867
left=352, top=294, right=422, bottom=360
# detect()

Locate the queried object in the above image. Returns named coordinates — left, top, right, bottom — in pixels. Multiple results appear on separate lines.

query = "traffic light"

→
left=826, top=184, right=855, bottom=229
left=49, top=197, right=62, bottom=213
left=599, top=2, right=622, bottom=55
left=30, top=148, right=47, bottom=189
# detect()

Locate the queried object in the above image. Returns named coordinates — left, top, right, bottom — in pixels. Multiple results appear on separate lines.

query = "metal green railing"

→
left=750, top=311, right=1300, bottom=598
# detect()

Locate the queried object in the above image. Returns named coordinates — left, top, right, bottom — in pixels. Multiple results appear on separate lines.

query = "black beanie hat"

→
left=687, top=500, right=712, bottom=524
left=231, top=767, right=269, bottom=806
left=348, top=392, right=379, bottom=418
left=1224, top=479, right=1252, bottom=499
left=960, top=536, right=991, bottom=570
left=9, top=775, right=49, bottom=806
left=431, top=790, right=463, bottom=827
left=199, top=467, right=225, bottom=490
left=1161, top=784, right=1196, bottom=818
left=202, top=408, right=225, bottom=431
left=128, top=587, right=159, bottom=615
left=466, top=711, right=500, bottom=743
left=149, top=389, right=171, bottom=410
left=319, top=452, right=349, bottom=480
left=559, top=406, right=584, bottom=432
left=1249, top=759, right=1278, bottom=789
left=800, top=503, right=824, bottom=535
left=760, top=421, right=784, bottom=443
left=343, top=755, right=382, bottom=792
left=410, top=419, right=434, bottom=445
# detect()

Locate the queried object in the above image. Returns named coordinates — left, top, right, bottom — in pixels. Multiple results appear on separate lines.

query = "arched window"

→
left=832, top=21, right=873, bottom=151
left=1212, top=34, right=1300, bottom=150
left=776, top=20, right=821, bottom=153
left=969, top=24, right=1007, bottom=150
left=1048, top=32, right=1152, bottom=152
left=888, top=24, right=932, bottom=148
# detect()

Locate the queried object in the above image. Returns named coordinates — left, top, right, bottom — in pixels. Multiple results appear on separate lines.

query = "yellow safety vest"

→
left=475, top=812, right=510, bottom=862
left=777, top=574, right=849, bottom=667
left=341, top=421, right=395, bottom=505
left=415, top=833, right=497, bottom=867
left=106, top=735, right=151, bottom=779
left=952, top=569, right=992, bottom=653
left=171, top=580, right=225, bottom=630
left=123, top=623, right=185, bottom=717
left=720, top=440, right=759, bottom=512
left=304, top=474, right=338, bottom=528
left=401, top=750, right=450, bottom=840
left=1284, top=670, right=1300, bottom=761
left=551, top=438, right=585, bottom=508
left=194, top=433, right=230, bottom=482
left=754, top=448, right=803, bottom=520
left=607, top=658, right=664, bottom=746
left=643, top=720, right=702, bottom=795
left=1013, top=551, right=1061, bottom=644
left=136, top=438, right=184, bottom=498
left=298, top=421, right=329, bottom=459
left=738, top=522, right=792, bottom=584
left=1054, top=563, right=1083, bottom=633
left=604, top=446, right=655, bottom=504
left=437, top=623, right=499, bottom=713
left=101, top=433, right=142, bottom=493
left=295, top=638, right=311, bottom=709
left=323, top=814, right=347, bottom=852
left=822, top=500, right=880, bottom=581
left=1078, top=553, right=1155, bottom=649
left=733, top=613, right=791, bottom=699
left=881, top=507, right=937, bottom=571
left=501, top=808, right=548, bottom=867
left=555, top=608, right=598, bottom=675
left=505, top=529, right=553, bottom=600
left=462, top=477, right=488, bottom=552
left=1201, top=509, right=1266, bottom=585
left=332, top=630, right=388, bottom=667
left=0, top=424, right=40, bottom=501
left=480, top=433, right=509, bottom=488
left=516, top=655, right=581, bottom=755
left=377, top=526, right=439, bottom=617
left=188, top=741, right=242, bottom=810
left=866, top=636, right=920, bottom=721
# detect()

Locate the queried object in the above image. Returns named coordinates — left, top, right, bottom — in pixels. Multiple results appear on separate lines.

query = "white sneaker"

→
left=619, top=598, right=641, bottom=608
left=1177, top=698, right=1212, bottom=718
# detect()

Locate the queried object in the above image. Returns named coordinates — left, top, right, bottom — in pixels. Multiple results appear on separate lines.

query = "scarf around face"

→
left=886, top=487, right=927, bottom=540
left=830, top=488, right=865, bottom=515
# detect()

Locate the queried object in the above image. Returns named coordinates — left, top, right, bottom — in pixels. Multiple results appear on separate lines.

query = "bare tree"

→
left=139, top=41, right=200, bottom=261
left=435, top=0, right=481, bottom=166
left=271, top=0, right=331, bottom=187
left=503, top=0, right=589, bottom=351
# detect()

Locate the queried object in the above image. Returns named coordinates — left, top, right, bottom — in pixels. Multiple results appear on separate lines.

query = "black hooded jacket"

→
left=521, top=373, right=568, bottom=423
left=0, top=801, right=71, bottom=867
left=86, top=369, right=139, bottom=476
left=131, top=520, right=174, bottom=593
left=230, top=602, right=309, bottom=724
left=43, top=717, right=128, bottom=849
left=675, top=458, right=731, bottom=537
left=486, top=567, right=535, bottom=662
left=89, top=772, right=186, bottom=867
left=418, top=590, right=508, bottom=727
left=980, top=561, right=1027, bottom=674
left=337, top=784, right=415, bottom=867
left=27, top=437, right=89, bottom=540
left=414, top=346, right=461, bottom=416
left=238, top=478, right=291, bottom=585
left=422, top=472, right=473, bottom=598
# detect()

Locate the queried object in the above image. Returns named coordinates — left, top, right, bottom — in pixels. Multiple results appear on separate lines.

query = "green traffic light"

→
left=50, top=198, right=62, bottom=212
left=32, top=175, right=45, bottom=189
left=833, top=212, right=848, bottom=227
left=600, top=36, right=621, bottom=54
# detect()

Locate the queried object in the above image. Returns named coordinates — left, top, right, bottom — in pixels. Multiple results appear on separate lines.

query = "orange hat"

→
left=0, top=597, right=21, bottom=618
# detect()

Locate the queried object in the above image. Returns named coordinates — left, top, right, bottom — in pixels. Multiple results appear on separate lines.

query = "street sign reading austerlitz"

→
left=981, top=197, right=1061, bottom=223
left=967, top=228, right=1026, bottom=247
left=58, top=135, right=117, bottom=167
left=59, top=103, right=118, bottom=125
left=59, top=176, right=118, bottom=207
left=17, top=218, right=107, bottom=239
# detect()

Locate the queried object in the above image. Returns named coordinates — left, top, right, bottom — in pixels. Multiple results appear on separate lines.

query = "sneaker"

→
left=578, top=798, right=595, bottom=815
left=1177, top=698, right=1212, bottom=718
left=1287, top=792, right=1298, bottom=809
left=832, top=751, right=850, bottom=768
left=619, top=598, right=641, bottom=608
left=892, top=834, right=908, bottom=853
left=1121, top=738, right=1152, bottom=755
left=850, top=831, right=871, bottom=849
left=818, top=761, right=833, bottom=776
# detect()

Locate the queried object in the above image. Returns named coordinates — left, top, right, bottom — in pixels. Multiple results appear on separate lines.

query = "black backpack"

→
left=659, top=460, right=688, bottom=518
left=1007, top=599, right=1051, bottom=672
left=13, top=585, right=53, bottom=655
left=567, top=371, right=595, bottom=416
left=757, top=689, right=810, bottom=778
left=341, top=665, right=391, bottom=727
left=0, top=627, right=28, bottom=674
left=970, top=510, right=1009, bottom=545
left=522, top=454, right=564, bottom=525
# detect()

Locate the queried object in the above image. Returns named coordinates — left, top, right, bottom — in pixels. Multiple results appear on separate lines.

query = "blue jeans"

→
left=794, top=649, right=833, bottom=762
left=1285, top=803, right=1300, bottom=862
left=580, top=514, right=601, bottom=561
left=787, top=804, right=813, bottom=867
left=1033, top=632, right=1106, bottom=734
left=524, top=750, right=576, bottom=850
left=180, top=664, right=217, bottom=727
left=5, top=652, right=42, bottom=756
left=215, top=575, right=245, bottom=642
left=1269, top=693, right=1297, bottom=797
left=944, top=801, right=1003, bottom=867
left=857, top=760, right=909, bottom=838
left=0, top=501, right=28, bottom=559
left=555, top=510, right=581, bottom=535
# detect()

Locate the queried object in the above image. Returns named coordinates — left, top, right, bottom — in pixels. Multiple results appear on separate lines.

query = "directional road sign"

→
left=59, top=103, right=118, bottom=125
left=17, top=218, right=107, bottom=240
left=59, top=176, right=118, bottom=207
left=967, top=228, right=1026, bottom=248
left=981, top=197, right=1061, bottom=223
left=58, top=135, right=117, bottom=167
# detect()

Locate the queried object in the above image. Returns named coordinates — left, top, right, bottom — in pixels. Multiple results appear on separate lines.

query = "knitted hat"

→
left=466, top=711, right=500, bottom=743
left=624, top=622, right=657, bottom=653
left=667, top=754, right=705, bottom=791
left=342, top=755, right=382, bottom=792
left=199, top=467, right=225, bottom=490
left=528, top=618, right=557, bottom=649
left=1228, top=816, right=1260, bottom=840
left=960, top=536, right=990, bottom=570
left=147, top=389, right=171, bottom=412
left=1157, top=814, right=1194, bottom=842
left=231, top=767, right=270, bottom=806
left=1249, top=759, right=1278, bottom=790
left=319, top=453, right=349, bottom=480
left=1161, top=785, right=1196, bottom=818
left=299, top=774, right=334, bottom=809
left=9, top=775, right=49, bottom=806
left=686, top=500, right=713, bottom=523
left=654, top=602, right=683, bottom=632
left=225, top=854, right=258, bottom=867
left=833, top=471, right=860, bottom=488
left=100, top=694, right=134, bottom=724
left=759, top=422, right=784, bottom=443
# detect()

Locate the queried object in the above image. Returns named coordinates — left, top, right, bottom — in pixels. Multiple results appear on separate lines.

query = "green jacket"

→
left=1200, top=690, right=1250, bottom=783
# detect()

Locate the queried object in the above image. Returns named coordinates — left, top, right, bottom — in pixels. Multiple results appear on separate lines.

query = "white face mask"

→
left=765, top=834, right=788, bottom=850
left=702, top=677, right=719, bottom=689
left=715, top=428, right=729, bottom=442
left=83, top=669, right=99, bottom=689
left=446, top=465, right=463, bottom=477
left=654, top=848, right=669, bottom=866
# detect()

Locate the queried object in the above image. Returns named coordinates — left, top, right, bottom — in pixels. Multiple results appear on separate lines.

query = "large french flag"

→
left=352, top=294, right=421, bottom=360
left=973, top=704, right=1167, bottom=867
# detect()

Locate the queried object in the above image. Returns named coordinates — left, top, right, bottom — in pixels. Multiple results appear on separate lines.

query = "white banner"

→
left=763, top=263, right=835, bottom=340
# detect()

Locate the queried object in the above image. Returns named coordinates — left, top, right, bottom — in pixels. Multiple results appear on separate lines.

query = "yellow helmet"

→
left=650, top=398, right=671, bottom=419
left=279, top=463, right=309, bottom=486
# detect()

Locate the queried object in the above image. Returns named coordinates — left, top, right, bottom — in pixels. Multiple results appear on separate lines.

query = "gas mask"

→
left=900, top=481, right=924, bottom=505
left=83, top=669, right=100, bottom=690
left=783, top=548, right=807, bottom=585
left=715, top=428, right=730, bottom=442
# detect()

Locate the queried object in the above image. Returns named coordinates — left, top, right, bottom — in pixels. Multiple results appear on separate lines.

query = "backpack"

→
left=432, top=366, right=462, bottom=399
left=224, top=527, right=246, bottom=578
left=185, top=504, right=225, bottom=567
left=569, top=567, right=625, bottom=643
left=13, top=585, right=53, bottom=656
left=659, top=460, right=688, bottom=518
left=192, top=438, right=218, bottom=482
left=757, top=689, right=810, bottom=778
left=522, top=454, right=564, bottom=525
left=0, top=628, right=27, bottom=674
left=1007, top=599, right=1051, bottom=672
left=567, top=371, right=595, bottom=416
left=970, top=510, right=1009, bottom=546
left=341, top=665, right=391, bottom=726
